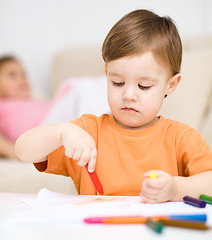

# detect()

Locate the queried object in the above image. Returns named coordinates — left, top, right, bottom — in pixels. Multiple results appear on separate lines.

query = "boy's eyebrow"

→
left=108, top=72, right=158, bottom=82
left=138, top=77, right=158, bottom=82
left=108, top=72, right=122, bottom=77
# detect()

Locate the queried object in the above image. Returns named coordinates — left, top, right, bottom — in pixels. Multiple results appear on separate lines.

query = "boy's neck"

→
left=113, top=116, right=159, bottom=131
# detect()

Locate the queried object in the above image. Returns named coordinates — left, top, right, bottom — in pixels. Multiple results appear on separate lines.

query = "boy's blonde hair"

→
left=102, top=9, right=182, bottom=76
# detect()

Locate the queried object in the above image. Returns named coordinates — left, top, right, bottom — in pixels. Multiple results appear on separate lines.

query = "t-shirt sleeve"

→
left=34, top=146, right=72, bottom=176
left=33, top=145, right=82, bottom=192
left=177, top=128, right=212, bottom=176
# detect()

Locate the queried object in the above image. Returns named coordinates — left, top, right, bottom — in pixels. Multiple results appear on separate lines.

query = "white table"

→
left=1, top=192, right=212, bottom=240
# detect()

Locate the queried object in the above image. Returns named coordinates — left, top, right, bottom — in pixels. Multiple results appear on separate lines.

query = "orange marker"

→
left=85, top=163, right=104, bottom=195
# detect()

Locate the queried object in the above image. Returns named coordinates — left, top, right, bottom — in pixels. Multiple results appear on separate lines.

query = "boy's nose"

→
left=122, top=87, right=138, bottom=101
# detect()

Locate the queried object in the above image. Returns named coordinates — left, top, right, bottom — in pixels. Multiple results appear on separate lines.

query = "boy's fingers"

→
left=145, top=178, right=165, bottom=189
left=72, top=148, right=82, bottom=160
left=144, top=171, right=154, bottom=178
left=87, top=149, right=97, bottom=172
left=140, top=194, right=157, bottom=203
left=142, top=183, right=159, bottom=197
left=77, top=148, right=90, bottom=166
left=64, top=147, right=74, bottom=158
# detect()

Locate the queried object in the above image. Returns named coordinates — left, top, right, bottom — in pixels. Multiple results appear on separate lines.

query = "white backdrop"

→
left=0, top=0, right=211, bottom=96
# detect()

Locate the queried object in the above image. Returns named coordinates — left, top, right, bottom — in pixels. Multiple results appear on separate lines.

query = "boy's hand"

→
left=140, top=170, right=175, bottom=203
left=61, top=123, right=97, bottom=172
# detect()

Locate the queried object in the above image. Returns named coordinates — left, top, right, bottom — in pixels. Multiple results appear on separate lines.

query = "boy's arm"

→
left=172, top=171, right=212, bottom=201
left=15, top=122, right=97, bottom=172
left=141, top=170, right=212, bottom=203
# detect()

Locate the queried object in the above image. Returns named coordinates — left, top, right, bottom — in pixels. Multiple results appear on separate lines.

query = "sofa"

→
left=0, top=36, right=212, bottom=194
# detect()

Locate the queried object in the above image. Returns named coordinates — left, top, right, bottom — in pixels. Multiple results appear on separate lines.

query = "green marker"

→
left=199, top=194, right=212, bottom=205
left=146, top=218, right=164, bottom=233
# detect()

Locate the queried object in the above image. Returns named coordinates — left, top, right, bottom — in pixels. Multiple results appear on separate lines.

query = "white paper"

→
left=3, top=188, right=212, bottom=227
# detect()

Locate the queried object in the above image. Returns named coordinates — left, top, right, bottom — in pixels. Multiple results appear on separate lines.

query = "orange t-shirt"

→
left=34, top=114, right=212, bottom=196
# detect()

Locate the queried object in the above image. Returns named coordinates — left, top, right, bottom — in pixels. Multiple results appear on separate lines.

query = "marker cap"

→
left=146, top=218, right=164, bottom=233
left=199, top=194, right=212, bottom=205
left=149, top=171, right=158, bottom=179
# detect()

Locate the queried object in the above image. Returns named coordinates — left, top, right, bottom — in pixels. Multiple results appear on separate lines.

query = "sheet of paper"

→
left=3, top=188, right=212, bottom=227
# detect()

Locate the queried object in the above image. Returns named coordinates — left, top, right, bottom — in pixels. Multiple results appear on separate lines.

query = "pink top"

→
left=0, top=98, right=52, bottom=142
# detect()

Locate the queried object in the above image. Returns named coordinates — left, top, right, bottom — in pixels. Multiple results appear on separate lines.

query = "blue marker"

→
left=169, top=214, right=207, bottom=222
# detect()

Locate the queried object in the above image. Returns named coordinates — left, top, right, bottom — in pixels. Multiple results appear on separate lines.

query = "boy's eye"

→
left=138, top=84, right=151, bottom=90
left=112, top=81, right=124, bottom=86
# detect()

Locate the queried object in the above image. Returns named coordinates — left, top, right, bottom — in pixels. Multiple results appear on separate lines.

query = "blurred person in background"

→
left=0, top=56, right=51, bottom=158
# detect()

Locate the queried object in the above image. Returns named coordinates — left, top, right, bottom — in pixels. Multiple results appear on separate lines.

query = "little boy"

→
left=15, top=9, right=212, bottom=203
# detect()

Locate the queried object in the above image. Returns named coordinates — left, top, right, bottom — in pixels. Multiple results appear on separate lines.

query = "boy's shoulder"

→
left=71, top=113, right=110, bottom=129
left=161, top=116, right=193, bottom=130
left=160, top=116, right=200, bottom=140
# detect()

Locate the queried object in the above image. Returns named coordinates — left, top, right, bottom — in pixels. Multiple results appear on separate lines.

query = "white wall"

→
left=0, top=0, right=211, bottom=96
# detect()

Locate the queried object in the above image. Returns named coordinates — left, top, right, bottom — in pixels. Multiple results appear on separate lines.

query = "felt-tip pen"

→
left=158, top=219, right=209, bottom=230
left=199, top=194, right=212, bottom=205
left=84, top=214, right=207, bottom=224
left=183, top=196, right=206, bottom=208
left=146, top=218, right=164, bottom=233
left=85, top=163, right=104, bottom=195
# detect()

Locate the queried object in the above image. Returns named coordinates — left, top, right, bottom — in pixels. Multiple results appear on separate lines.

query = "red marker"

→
left=85, top=163, right=104, bottom=195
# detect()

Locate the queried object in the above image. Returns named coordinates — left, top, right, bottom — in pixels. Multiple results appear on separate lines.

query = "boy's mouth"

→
left=121, top=107, right=139, bottom=113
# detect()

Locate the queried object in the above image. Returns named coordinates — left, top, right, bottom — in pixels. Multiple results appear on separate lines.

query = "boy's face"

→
left=0, top=60, right=30, bottom=98
left=105, top=51, right=180, bottom=130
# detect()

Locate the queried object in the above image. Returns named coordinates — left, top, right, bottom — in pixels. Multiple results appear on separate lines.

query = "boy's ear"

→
left=166, top=73, right=181, bottom=96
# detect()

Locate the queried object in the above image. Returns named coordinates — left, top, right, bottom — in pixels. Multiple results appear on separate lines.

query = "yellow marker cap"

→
left=149, top=171, right=157, bottom=179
